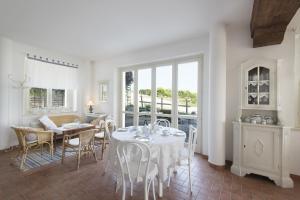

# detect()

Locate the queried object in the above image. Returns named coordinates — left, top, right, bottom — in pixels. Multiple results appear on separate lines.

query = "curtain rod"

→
left=27, top=54, right=79, bottom=69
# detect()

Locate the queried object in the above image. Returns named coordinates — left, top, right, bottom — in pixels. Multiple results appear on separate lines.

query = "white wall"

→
left=93, top=36, right=210, bottom=155
left=0, top=36, right=92, bottom=150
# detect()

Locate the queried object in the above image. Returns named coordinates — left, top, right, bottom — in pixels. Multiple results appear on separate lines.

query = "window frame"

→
left=118, top=55, right=203, bottom=152
left=24, top=87, right=76, bottom=114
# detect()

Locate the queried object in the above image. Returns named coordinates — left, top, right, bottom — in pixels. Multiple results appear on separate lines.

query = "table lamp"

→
left=87, top=100, right=94, bottom=113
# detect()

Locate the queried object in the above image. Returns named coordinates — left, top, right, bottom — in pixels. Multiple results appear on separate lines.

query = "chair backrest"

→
left=48, top=114, right=82, bottom=127
left=154, top=119, right=170, bottom=127
left=188, top=125, right=198, bottom=158
left=117, top=141, right=151, bottom=183
left=105, top=120, right=116, bottom=140
left=79, top=129, right=97, bottom=146
left=11, top=126, right=29, bottom=150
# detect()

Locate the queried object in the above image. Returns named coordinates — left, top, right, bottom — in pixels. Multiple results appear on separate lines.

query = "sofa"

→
left=40, top=114, right=83, bottom=140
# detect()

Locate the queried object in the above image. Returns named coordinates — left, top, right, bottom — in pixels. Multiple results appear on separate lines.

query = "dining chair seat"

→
left=67, top=138, right=80, bottom=146
left=95, top=131, right=105, bottom=139
left=124, top=161, right=158, bottom=183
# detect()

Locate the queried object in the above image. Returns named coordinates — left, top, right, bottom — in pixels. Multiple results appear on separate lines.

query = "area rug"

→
left=13, top=146, right=75, bottom=172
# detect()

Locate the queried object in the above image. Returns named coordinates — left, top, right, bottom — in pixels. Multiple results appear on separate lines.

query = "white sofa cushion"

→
left=39, top=115, right=57, bottom=130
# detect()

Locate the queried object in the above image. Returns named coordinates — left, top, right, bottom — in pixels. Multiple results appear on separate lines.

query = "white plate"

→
left=117, top=128, right=128, bottom=132
left=135, top=136, right=151, bottom=142
left=173, top=131, right=185, bottom=136
left=161, top=130, right=170, bottom=136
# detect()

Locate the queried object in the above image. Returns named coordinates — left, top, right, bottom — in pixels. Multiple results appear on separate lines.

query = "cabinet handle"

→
left=244, top=145, right=246, bottom=148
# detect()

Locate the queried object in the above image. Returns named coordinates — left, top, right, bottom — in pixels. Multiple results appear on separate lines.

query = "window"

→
left=28, top=88, right=71, bottom=112
left=178, top=61, right=198, bottom=140
left=138, top=68, right=152, bottom=125
left=52, top=89, right=65, bottom=107
left=122, top=71, right=135, bottom=127
left=29, top=88, right=47, bottom=109
left=119, top=56, right=201, bottom=143
left=25, top=58, right=78, bottom=114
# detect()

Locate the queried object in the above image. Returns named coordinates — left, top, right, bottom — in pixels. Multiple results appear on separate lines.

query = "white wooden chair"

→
left=116, top=141, right=158, bottom=200
left=154, top=119, right=170, bottom=127
left=167, top=125, right=197, bottom=193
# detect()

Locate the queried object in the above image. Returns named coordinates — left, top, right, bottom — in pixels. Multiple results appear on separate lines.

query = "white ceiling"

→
left=0, top=0, right=253, bottom=60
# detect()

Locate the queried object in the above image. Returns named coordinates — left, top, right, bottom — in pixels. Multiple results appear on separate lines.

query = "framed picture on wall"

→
left=98, top=81, right=109, bottom=102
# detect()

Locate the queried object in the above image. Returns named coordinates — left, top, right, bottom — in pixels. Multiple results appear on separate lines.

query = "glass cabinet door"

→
left=247, top=66, right=270, bottom=106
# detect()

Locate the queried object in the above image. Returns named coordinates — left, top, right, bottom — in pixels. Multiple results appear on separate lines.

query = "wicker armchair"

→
left=11, top=126, right=54, bottom=169
left=61, top=129, right=98, bottom=169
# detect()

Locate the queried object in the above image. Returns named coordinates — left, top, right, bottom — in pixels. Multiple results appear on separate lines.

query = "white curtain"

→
left=25, top=58, right=78, bottom=89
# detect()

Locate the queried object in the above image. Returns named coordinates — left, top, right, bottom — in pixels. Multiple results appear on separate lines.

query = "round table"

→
left=107, top=126, right=186, bottom=197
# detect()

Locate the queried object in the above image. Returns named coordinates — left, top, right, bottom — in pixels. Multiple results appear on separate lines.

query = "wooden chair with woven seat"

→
left=11, top=126, right=54, bottom=169
left=94, top=119, right=116, bottom=160
left=61, top=129, right=98, bottom=169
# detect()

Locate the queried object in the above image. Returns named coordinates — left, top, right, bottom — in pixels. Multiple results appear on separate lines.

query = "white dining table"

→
left=107, top=126, right=186, bottom=198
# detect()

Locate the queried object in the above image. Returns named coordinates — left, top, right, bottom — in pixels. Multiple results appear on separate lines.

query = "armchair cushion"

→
left=95, top=132, right=105, bottom=139
left=39, top=115, right=57, bottom=130
left=68, top=138, right=79, bottom=146
left=25, top=133, right=38, bottom=143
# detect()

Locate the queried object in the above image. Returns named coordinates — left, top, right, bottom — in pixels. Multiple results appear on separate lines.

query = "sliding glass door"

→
left=122, top=71, right=135, bottom=127
left=156, top=65, right=173, bottom=124
left=177, top=61, right=198, bottom=138
left=138, top=68, right=152, bottom=125
left=120, top=56, right=202, bottom=143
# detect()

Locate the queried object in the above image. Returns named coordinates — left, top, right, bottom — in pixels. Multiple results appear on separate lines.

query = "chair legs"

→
left=50, top=144, right=54, bottom=159
left=122, top=179, right=126, bottom=200
left=77, top=150, right=81, bottom=170
left=61, top=144, right=65, bottom=164
left=188, top=159, right=192, bottom=193
left=101, top=139, right=105, bottom=160
left=92, top=145, right=97, bottom=162
left=152, top=180, right=156, bottom=200
left=167, top=168, right=173, bottom=188
left=40, top=144, right=43, bottom=156
left=20, top=148, right=28, bottom=169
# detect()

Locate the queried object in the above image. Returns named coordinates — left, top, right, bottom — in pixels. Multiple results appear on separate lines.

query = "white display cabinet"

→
left=241, top=59, right=277, bottom=110
left=232, top=58, right=293, bottom=188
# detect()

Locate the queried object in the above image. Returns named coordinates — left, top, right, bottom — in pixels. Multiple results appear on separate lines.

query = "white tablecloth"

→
left=107, top=126, right=186, bottom=182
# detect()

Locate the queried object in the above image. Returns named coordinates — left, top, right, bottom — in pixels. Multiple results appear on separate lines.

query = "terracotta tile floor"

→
left=0, top=149, right=300, bottom=200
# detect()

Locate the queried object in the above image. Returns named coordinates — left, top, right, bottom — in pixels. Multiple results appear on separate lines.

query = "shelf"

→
left=258, top=92, right=269, bottom=95
left=259, top=80, right=270, bottom=82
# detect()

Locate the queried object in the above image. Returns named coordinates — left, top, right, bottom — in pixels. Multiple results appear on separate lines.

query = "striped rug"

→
left=14, top=146, right=75, bottom=172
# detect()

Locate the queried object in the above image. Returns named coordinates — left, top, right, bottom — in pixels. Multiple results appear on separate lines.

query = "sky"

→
left=138, top=62, right=198, bottom=92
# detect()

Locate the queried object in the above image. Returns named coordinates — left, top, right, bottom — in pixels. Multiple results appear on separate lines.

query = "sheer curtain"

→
left=25, top=58, right=78, bottom=89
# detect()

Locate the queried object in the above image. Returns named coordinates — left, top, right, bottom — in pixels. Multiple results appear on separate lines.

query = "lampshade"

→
left=87, top=100, right=94, bottom=106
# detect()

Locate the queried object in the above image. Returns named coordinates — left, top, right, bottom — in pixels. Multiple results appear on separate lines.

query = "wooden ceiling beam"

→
left=250, top=0, right=300, bottom=48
